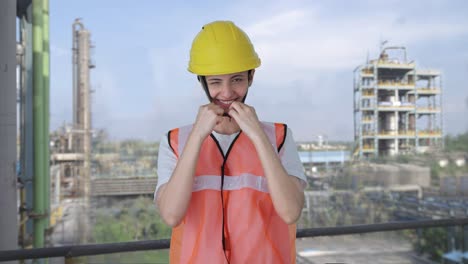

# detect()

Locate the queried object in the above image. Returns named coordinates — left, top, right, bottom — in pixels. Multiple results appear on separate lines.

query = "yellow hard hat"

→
left=188, top=20, right=261, bottom=76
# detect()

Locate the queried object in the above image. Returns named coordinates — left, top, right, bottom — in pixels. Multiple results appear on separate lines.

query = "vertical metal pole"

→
left=55, top=167, right=61, bottom=205
left=82, top=29, right=91, bottom=244
left=373, top=61, right=379, bottom=158
left=416, top=228, right=422, bottom=255
left=448, top=226, right=455, bottom=252
left=25, top=6, right=35, bottom=245
left=74, top=23, right=93, bottom=244
left=325, top=136, right=329, bottom=172
left=72, top=22, right=78, bottom=129
left=353, top=68, right=358, bottom=159
left=18, top=12, right=27, bottom=251
left=439, top=74, right=444, bottom=150
left=42, top=0, right=51, bottom=232
left=463, top=225, right=468, bottom=264
left=414, top=71, right=419, bottom=152
left=33, top=0, right=46, bottom=251
left=0, top=0, right=19, bottom=259
left=20, top=3, right=35, bottom=245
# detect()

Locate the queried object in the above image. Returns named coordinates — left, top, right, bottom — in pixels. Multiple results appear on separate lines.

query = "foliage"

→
left=93, top=137, right=160, bottom=157
left=91, top=197, right=171, bottom=263
left=435, top=132, right=468, bottom=177
left=445, top=132, right=468, bottom=153
left=429, top=162, right=440, bottom=183
left=92, top=138, right=159, bottom=178
left=410, top=227, right=448, bottom=262
left=299, top=192, right=390, bottom=228
left=395, top=154, right=410, bottom=164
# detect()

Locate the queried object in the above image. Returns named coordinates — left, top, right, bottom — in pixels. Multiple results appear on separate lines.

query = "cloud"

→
left=49, top=1, right=468, bottom=141
left=247, top=10, right=310, bottom=37
left=247, top=10, right=468, bottom=75
left=238, top=7, right=468, bottom=139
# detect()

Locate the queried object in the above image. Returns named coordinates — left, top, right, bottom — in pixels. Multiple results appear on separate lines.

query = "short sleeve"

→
left=154, top=133, right=178, bottom=201
left=279, top=127, right=307, bottom=189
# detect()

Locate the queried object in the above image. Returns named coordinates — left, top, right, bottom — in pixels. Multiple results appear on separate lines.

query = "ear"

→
left=248, top=69, right=255, bottom=86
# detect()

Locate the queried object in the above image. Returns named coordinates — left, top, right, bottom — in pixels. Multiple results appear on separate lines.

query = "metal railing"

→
left=1, top=218, right=468, bottom=262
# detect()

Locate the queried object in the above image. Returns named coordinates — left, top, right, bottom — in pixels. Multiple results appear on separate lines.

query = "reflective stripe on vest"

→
left=168, top=122, right=296, bottom=264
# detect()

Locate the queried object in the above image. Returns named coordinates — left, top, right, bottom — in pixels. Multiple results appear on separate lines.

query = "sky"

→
left=47, top=0, right=468, bottom=142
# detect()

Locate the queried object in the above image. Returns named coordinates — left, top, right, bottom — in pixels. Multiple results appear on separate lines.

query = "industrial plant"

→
left=50, top=19, right=94, bottom=200
left=353, top=46, right=443, bottom=159
left=1, top=1, right=467, bottom=263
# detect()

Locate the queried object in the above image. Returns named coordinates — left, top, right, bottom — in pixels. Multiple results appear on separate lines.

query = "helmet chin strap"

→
left=198, top=70, right=253, bottom=113
left=198, top=75, right=213, bottom=103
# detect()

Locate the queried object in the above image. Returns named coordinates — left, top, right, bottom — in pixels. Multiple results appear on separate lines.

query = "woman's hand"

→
left=192, top=103, right=225, bottom=140
left=228, top=102, right=263, bottom=140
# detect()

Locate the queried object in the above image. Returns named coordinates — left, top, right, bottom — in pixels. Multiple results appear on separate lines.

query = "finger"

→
left=228, top=108, right=240, bottom=121
left=208, top=104, right=225, bottom=115
left=230, top=101, right=245, bottom=108
left=229, top=101, right=245, bottom=113
left=227, top=104, right=239, bottom=116
left=214, top=107, right=225, bottom=115
left=215, top=116, right=224, bottom=125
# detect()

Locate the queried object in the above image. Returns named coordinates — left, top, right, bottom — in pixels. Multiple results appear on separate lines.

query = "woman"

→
left=155, top=20, right=306, bottom=263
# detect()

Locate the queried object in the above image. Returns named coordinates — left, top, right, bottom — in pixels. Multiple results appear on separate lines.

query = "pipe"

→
left=73, top=21, right=93, bottom=244
left=72, top=19, right=83, bottom=128
left=19, top=3, right=36, bottom=246
left=54, top=166, right=61, bottom=205
left=381, top=46, right=407, bottom=63
left=33, top=0, right=46, bottom=250
left=25, top=4, right=36, bottom=244
left=19, top=13, right=26, bottom=251
left=0, top=0, right=19, bottom=257
left=42, top=0, right=51, bottom=231
left=19, top=12, right=28, bottom=251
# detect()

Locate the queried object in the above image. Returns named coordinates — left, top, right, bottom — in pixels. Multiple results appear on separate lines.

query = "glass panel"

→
left=11, top=2, right=468, bottom=264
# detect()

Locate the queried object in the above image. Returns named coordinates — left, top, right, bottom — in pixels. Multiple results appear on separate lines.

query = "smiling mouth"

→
left=215, top=99, right=236, bottom=117
left=215, top=99, right=237, bottom=111
left=217, top=99, right=235, bottom=106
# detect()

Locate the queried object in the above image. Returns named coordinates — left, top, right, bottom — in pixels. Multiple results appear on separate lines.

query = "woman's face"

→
left=205, top=71, right=252, bottom=112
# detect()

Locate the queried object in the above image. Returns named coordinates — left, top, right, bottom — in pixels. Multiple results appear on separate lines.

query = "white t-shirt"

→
left=154, top=126, right=306, bottom=199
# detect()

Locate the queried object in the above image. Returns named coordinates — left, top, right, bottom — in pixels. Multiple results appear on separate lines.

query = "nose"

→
left=219, top=83, right=234, bottom=98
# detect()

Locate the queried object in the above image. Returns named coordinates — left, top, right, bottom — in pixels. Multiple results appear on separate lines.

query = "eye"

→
left=208, top=81, right=221, bottom=86
left=232, top=78, right=244, bottom=83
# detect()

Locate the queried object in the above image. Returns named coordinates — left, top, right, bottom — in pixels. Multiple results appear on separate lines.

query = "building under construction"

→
left=353, top=46, right=443, bottom=159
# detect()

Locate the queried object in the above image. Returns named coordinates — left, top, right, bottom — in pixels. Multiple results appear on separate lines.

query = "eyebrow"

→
left=206, top=77, right=222, bottom=82
left=206, top=74, right=246, bottom=81
left=230, top=74, right=245, bottom=79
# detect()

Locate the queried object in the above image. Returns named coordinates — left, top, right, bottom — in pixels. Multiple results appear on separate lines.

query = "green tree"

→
left=92, top=197, right=171, bottom=263
left=445, top=132, right=468, bottom=152
left=412, top=227, right=447, bottom=262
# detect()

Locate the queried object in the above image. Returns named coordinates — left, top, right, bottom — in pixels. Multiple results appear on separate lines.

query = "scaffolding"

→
left=353, top=46, right=443, bottom=159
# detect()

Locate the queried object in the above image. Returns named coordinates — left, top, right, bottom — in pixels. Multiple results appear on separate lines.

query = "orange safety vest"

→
left=167, top=122, right=296, bottom=264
